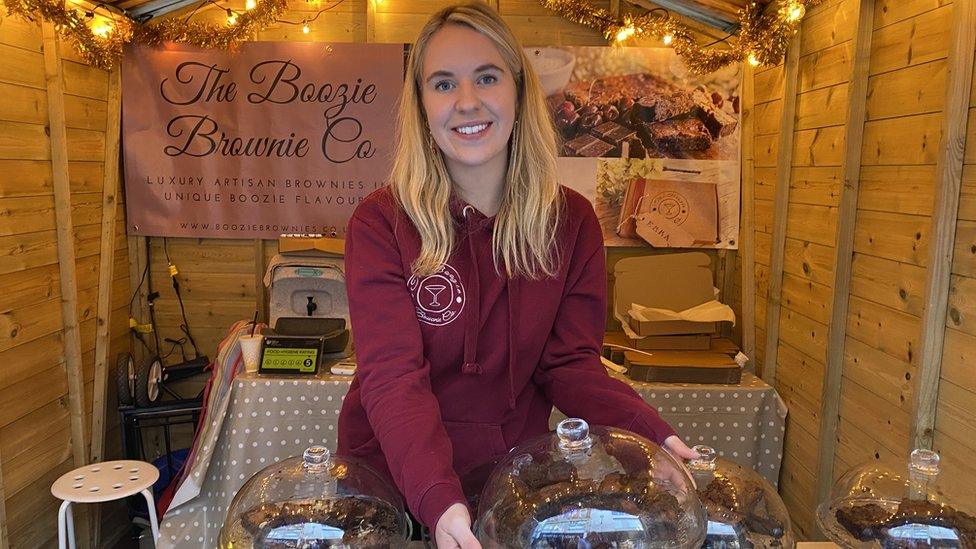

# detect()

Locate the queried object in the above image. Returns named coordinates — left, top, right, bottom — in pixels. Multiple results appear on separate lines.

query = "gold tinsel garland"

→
left=540, top=0, right=823, bottom=74
left=6, top=0, right=814, bottom=74
left=2, top=0, right=286, bottom=70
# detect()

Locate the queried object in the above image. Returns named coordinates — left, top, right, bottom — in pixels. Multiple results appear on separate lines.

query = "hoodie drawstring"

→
left=458, top=203, right=518, bottom=410
left=461, top=205, right=483, bottom=376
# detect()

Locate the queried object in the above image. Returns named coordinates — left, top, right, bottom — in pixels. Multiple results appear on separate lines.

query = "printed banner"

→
left=531, top=46, right=742, bottom=248
left=122, top=42, right=404, bottom=239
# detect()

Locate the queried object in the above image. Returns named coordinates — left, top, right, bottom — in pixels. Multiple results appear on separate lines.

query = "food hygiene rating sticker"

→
left=407, top=263, right=466, bottom=326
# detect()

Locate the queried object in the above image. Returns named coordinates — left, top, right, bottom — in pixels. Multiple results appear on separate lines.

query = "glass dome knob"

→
left=689, top=444, right=718, bottom=471
left=556, top=418, right=593, bottom=452
left=303, top=445, right=332, bottom=471
left=909, top=448, right=940, bottom=475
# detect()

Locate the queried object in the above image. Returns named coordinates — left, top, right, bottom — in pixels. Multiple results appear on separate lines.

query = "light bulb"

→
left=302, top=22, right=310, bottom=33
left=245, top=0, right=256, bottom=10
left=786, top=2, right=805, bottom=22
left=91, top=19, right=112, bottom=37
left=747, top=52, right=760, bottom=66
left=226, top=10, right=238, bottom=25
left=615, top=24, right=635, bottom=43
left=663, top=33, right=674, bottom=46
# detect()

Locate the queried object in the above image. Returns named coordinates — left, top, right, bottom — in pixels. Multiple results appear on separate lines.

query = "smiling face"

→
left=420, top=23, right=518, bottom=180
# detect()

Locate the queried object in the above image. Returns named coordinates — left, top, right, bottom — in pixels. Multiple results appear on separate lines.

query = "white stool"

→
left=51, top=460, right=160, bottom=549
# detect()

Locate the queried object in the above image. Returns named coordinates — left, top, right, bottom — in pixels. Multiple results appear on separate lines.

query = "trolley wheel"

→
left=116, top=352, right=135, bottom=406
left=135, top=356, right=163, bottom=407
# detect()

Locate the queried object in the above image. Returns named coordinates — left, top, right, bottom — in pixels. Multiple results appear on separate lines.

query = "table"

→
left=158, top=371, right=786, bottom=548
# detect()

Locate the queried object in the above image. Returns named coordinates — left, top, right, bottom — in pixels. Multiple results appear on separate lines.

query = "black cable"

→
left=163, top=237, right=202, bottom=358
left=128, top=259, right=149, bottom=316
left=701, top=30, right=736, bottom=48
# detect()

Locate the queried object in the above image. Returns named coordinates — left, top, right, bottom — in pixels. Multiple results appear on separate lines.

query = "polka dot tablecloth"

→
left=158, top=371, right=786, bottom=547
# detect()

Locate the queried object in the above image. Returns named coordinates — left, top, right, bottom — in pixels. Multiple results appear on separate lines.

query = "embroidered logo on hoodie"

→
left=407, top=264, right=466, bottom=326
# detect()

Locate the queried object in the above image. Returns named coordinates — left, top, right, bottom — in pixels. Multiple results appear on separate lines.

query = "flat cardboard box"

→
left=627, top=317, right=716, bottom=338
left=613, top=252, right=721, bottom=336
left=603, top=333, right=738, bottom=363
left=604, top=330, right=711, bottom=352
left=624, top=349, right=741, bottom=384
left=278, top=236, right=345, bottom=256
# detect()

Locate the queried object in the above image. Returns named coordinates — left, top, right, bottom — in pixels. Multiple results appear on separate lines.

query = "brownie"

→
left=624, top=137, right=648, bottom=159
left=699, top=476, right=786, bottom=542
left=836, top=503, right=894, bottom=541
left=887, top=499, right=976, bottom=546
left=635, top=90, right=696, bottom=123
left=494, top=456, right=684, bottom=547
left=691, top=89, right=738, bottom=139
left=565, top=73, right=667, bottom=108
left=562, top=133, right=613, bottom=157
left=590, top=121, right=636, bottom=156
left=640, top=118, right=713, bottom=152
left=239, top=497, right=401, bottom=547
left=519, top=461, right=550, bottom=490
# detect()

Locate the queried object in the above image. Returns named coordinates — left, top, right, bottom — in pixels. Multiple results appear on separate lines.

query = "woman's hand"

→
left=663, top=434, right=699, bottom=459
left=434, top=502, right=482, bottom=549
left=652, top=435, right=698, bottom=497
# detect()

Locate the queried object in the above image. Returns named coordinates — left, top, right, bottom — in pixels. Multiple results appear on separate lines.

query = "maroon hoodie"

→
left=336, top=185, right=677, bottom=527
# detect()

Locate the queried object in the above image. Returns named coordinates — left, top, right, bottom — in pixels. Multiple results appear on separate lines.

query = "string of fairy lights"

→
left=1, top=0, right=817, bottom=73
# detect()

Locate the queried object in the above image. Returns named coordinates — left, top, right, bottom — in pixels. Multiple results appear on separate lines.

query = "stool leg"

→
left=57, top=501, right=71, bottom=549
left=66, top=504, right=76, bottom=549
left=141, top=489, right=160, bottom=546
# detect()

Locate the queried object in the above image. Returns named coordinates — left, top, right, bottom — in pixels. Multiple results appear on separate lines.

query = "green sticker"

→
left=295, top=267, right=323, bottom=277
left=261, top=347, right=318, bottom=373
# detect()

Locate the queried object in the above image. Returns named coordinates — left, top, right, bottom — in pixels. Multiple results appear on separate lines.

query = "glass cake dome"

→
left=474, top=418, right=707, bottom=549
left=218, top=446, right=410, bottom=548
left=816, top=449, right=975, bottom=548
left=687, top=445, right=794, bottom=548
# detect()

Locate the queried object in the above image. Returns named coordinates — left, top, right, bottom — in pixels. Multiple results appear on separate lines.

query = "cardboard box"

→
left=613, top=252, right=721, bottom=336
left=624, top=349, right=741, bottom=384
left=627, top=317, right=716, bottom=338
left=278, top=236, right=345, bottom=256
left=604, top=330, right=710, bottom=352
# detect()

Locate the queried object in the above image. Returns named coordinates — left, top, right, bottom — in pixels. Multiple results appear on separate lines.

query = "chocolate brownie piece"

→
left=640, top=118, right=713, bottom=152
left=241, top=498, right=400, bottom=547
left=635, top=90, right=696, bottom=123
left=547, top=458, right=576, bottom=484
left=590, top=121, right=636, bottom=156
left=691, top=89, right=738, bottom=139
left=887, top=498, right=976, bottom=545
left=566, top=73, right=668, bottom=108
left=624, top=137, right=648, bottom=158
left=699, top=477, right=738, bottom=509
left=836, top=503, right=892, bottom=541
left=562, top=133, right=613, bottom=157
left=518, top=461, right=550, bottom=490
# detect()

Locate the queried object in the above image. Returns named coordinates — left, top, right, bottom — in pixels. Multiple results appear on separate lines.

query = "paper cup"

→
left=240, top=334, right=263, bottom=373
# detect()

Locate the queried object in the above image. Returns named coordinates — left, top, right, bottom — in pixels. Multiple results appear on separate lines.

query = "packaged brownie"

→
left=817, top=449, right=975, bottom=549
left=688, top=445, right=794, bottom=549
left=219, top=446, right=410, bottom=548
left=474, top=418, right=707, bottom=548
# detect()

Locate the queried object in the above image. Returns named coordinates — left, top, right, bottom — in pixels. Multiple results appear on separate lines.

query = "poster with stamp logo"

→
left=528, top=46, right=740, bottom=248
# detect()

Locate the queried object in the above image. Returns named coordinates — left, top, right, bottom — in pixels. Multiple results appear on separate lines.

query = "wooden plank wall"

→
left=935, top=0, right=976, bottom=506
left=0, top=12, right=131, bottom=549
left=752, top=0, right=976, bottom=538
left=143, top=0, right=745, bottom=366
left=0, top=1, right=744, bottom=544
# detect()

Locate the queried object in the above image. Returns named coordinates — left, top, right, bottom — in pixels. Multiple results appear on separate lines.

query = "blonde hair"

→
left=391, top=2, right=563, bottom=279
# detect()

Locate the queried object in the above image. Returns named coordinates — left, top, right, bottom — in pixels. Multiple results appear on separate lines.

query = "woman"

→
left=337, top=4, right=696, bottom=547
